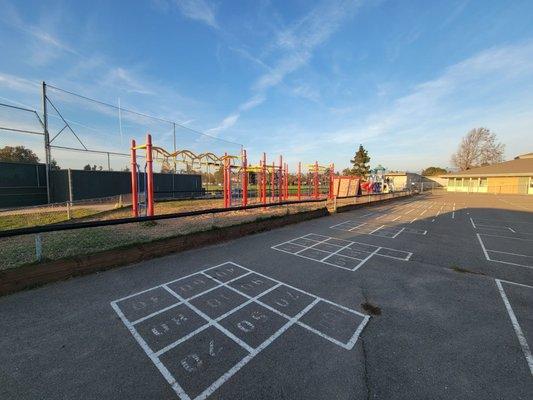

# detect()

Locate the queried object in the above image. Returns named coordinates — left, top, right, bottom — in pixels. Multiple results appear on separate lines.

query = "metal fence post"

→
left=42, top=81, right=51, bottom=203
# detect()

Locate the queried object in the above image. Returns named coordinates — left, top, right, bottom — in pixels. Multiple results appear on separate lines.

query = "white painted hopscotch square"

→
left=271, top=234, right=412, bottom=271
left=111, top=262, right=370, bottom=400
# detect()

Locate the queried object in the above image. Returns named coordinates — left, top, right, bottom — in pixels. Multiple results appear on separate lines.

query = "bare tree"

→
left=451, top=128, right=505, bottom=170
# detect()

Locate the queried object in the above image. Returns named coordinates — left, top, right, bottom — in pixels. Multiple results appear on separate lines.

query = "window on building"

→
left=449, top=178, right=455, bottom=187
left=529, top=177, right=533, bottom=188
left=480, top=178, right=488, bottom=187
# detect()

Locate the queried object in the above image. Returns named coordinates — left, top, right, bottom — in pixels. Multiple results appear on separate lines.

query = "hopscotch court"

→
left=271, top=233, right=411, bottom=271
left=111, top=262, right=369, bottom=400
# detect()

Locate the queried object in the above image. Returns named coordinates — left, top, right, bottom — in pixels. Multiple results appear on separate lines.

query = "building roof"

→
left=444, top=153, right=533, bottom=178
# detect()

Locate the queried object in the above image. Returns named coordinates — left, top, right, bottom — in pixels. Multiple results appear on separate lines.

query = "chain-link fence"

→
left=0, top=190, right=416, bottom=271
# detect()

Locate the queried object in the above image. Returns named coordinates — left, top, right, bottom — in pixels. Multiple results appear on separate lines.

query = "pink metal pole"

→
left=130, top=139, right=138, bottom=217
left=146, top=134, right=154, bottom=216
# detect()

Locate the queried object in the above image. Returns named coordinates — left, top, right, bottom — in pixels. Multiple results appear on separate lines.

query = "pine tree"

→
left=350, top=145, right=371, bottom=177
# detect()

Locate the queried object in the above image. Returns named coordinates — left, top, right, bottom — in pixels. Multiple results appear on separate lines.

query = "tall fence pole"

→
left=41, top=81, right=51, bottom=203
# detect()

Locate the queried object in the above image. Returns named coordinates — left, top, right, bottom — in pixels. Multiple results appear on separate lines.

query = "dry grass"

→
left=0, top=202, right=321, bottom=270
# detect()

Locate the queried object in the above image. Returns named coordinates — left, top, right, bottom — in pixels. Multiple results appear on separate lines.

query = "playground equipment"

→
left=331, top=176, right=360, bottom=197
left=130, top=134, right=154, bottom=217
left=130, top=133, right=337, bottom=217
left=305, top=162, right=335, bottom=199
left=360, top=165, right=395, bottom=194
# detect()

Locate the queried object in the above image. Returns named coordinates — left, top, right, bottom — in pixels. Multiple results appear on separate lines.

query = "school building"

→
left=444, top=153, right=533, bottom=195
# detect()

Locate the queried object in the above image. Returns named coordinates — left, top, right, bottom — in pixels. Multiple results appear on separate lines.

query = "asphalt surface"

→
left=1, top=191, right=532, bottom=399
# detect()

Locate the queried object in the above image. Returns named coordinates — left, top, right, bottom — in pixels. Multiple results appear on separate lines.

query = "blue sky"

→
left=1, top=0, right=533, bottom=172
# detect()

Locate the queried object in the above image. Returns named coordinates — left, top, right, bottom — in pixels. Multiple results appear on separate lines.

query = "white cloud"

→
left=320, top=40, right=533, bottom=169
left=206, top=113, right=239, bottom=134
left=101, top=68, right=155, bottom=95
left=209, top=0, right=362, bottom=134
left=173, top=0, right=218, bottom=28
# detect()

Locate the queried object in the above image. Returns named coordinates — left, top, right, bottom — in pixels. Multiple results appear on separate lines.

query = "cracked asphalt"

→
left=1, top=192, right=532, bottom=399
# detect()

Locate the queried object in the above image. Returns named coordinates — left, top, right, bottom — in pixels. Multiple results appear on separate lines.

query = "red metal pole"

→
left=297, top=161, right=301, bottom=201
left=329, top=162, right=335, bottom=200
left=223, top=153, right=228, bottom=208
left=130, top=139, right=138, bottom=217
left=146, top=134, right=154, bottom=216
left=270, top=162, right=275, bottom=202
left=285, top=163, right=289, bottom=200
left=262, top=153, right=267, bottom=205
left=278, top=155, right=283, bottom=203
left=314, top=161, right=319, bottom=199
left=242, top=149, right=248, bottom=207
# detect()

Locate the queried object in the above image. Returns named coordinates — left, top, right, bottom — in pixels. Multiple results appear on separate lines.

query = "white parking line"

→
left=495, top=279, right=533, bottom=376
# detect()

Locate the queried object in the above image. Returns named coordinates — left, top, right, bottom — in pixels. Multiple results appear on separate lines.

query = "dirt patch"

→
left=361, top=302, right=382, bottom=315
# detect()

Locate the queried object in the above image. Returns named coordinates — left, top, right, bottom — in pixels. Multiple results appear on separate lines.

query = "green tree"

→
left=50, top=158, right=61, bottom=170
left=0, top=146, right=39, bottom=163
left=349, top=145, right=371, bottom=177
left=421, top=166, right=447, bottom=176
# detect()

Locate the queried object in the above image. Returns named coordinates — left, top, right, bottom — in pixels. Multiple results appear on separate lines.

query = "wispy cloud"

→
left=321, top=40, right=533, bottom=168
left=208, top=0, right=362, bottom=134
left=101, top=68, right=155, bottom=95
left=0, top=0, right=79, bottom=65
left=172, top=0, right=218, bottom=28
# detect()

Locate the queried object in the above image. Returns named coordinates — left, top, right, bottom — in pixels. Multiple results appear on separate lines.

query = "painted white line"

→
left=321, top=242, right=356, bottom=262
left=132, top=302, right=183, bottom=326
left=452, top=203, right=455, bottom=219
left=470, top=217, right=477, bottom=229
left=480, top=233, right=533, bottom=242
left=495, top=279, right=533, bottom=376
left=391, top=227, right=406, bottom=238
left=497, top=279, right=533, bottom=289
left=476, top=233, right=490, bottom=260
left=349, top=223, right=367, bottom=231
left=111, top=261, right=371, bottom=400
left=110, top=302, right=192, bottom=400
left=409, top=217, right=417, bottom=224
left=195, top=297, right=321, bottom=400
left=162, top=285, right=255, bottom=354
left=476, top=234, right=533, bottom=269
left=391, top=216, right=401, bottom=222
left=488, top=249, right=532, bottom=257
left=369, top=225, right=386, bottom=234
left=112, top=261, right=239, bottom=303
